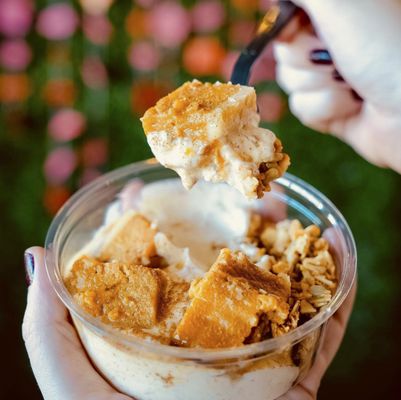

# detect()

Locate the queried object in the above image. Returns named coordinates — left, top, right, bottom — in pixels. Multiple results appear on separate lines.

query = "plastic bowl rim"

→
left=45, top=159, right=357, bottom=362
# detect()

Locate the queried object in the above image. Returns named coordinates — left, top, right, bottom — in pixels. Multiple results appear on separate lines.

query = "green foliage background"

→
left=1, top=1, right=401, bottom=399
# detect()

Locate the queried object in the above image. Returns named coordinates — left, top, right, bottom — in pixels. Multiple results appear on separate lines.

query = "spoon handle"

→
left=231, top=1, right=299, bottom=86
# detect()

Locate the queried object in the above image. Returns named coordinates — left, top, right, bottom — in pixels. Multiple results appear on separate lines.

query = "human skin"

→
left=267, top=0, right=401, bottom=175
left=26, top=0, right=401, bottom=396
left=22, top=241, right=355, bottom=400
left=22, top=247, right=131, bottom=400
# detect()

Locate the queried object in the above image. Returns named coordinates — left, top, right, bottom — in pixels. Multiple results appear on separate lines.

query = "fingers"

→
left=289, top=88, right=361, bottom=132
left=287, top=0, right=401, bottom=113
left=298, top=282, right=357, bottom=396
left=23, top=247, right=67, bottom=324
left=22, top=247, right=131, bottom=400
left=272, top=1, right=401, bottom=173
left=276, top=64, right=338, bottom=93
left=274, top=29, right=362, bottom=133
left=274, top=31, right=325, bottom=69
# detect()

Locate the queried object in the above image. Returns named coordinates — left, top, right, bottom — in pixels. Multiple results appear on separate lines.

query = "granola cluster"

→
left=248, top=218, right=337, bottom=340
left=256, top=139, right=291, bottom=198
left=64, top=212, right=337, bottom=348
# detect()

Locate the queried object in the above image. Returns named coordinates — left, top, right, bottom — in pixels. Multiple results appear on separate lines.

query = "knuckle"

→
left=22, top=306, right=39, bottom=352
left=275, top=66, right=292, bottom=94
left=21, top=314, right=33, bottom=345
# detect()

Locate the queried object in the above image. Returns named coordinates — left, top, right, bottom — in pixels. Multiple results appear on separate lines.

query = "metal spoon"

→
left=231, top=1, right=299, bottom=86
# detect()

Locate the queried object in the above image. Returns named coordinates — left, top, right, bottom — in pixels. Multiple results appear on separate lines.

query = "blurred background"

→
left=1, top=0, right=400, bottom=398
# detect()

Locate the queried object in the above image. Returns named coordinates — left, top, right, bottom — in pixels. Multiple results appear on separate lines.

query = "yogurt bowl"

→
left=45, top=160, right=356, bottom=400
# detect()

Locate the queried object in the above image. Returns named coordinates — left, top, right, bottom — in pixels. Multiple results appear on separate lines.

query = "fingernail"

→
left=351, top=89, right=363, bottom=101
left=332, top=69, right=344, bottom=82
left=310, top=49, right=332, bottom=65
left=24, top=251, right=35, bottom=286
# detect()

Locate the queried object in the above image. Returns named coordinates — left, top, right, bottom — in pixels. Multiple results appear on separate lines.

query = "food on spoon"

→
left=141, top=80, right=290, bottom=199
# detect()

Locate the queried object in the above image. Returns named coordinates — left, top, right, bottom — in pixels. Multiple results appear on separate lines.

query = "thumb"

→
left=291, top=0, right=401, bottom=112
left=22, top=247, right=130, bottom=400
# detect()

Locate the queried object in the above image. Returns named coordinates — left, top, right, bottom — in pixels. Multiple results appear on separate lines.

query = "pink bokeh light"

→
left=44, top=147, right=78, bottom=185
left=228, top=20, right=256, bottom=47
left=257, top=92, right=285, bottom=123
left=221, top=50, right=240, bottom=82
left=0, top=0, right=33, bottom=37
left=128, top=42, right=161, bottom=71
left=149, top=1, right=191, bottom=48
left=36, top=3, right=79, bottom=40
left=259, top=0, right=276, bottom=12
left=192, top=1, right=225, bottom=33
left=82, top=138, right=108, bottom=167
left=81, top=56, right=108, bottom=88
left=48, top=109, right=87, bottom=142
left=80, top=168, right=102, bottom=186
left=0, top=40, right=32, bottom=71
left=83, top=14, right=113, bottom=45
left=249, top=45, right=276, bottom=84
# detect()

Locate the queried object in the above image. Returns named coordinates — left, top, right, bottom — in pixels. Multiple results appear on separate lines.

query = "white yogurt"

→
left=138, top=179, right=257, bottom=269
left=74, top=318, right=300, bottom=400
left=65, top=179, right=304, bottom=400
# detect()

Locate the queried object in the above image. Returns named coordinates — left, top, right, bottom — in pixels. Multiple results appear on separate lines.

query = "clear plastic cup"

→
left=45, top=160, right=356, bottom=400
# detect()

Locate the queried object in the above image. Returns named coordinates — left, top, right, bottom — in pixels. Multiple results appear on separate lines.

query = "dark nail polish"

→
left=310, top=49, right=332, bottom=65
left=24, top=252, right=34, bottom=286
left=332, top=69, right=344, bottom=82
left=351, top=89, right=363, bottom=101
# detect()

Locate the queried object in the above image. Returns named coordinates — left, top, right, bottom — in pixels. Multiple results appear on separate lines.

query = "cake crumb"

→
left=176, top=249, right=290, bottom=348
left=99, top=212, right=157, bottom=266
left=65, top=256, right=166, bottom=330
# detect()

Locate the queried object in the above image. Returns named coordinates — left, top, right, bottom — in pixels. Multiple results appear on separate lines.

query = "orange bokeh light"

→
left=230, top=0, right=259, bottom=13
left=183, top=37, right=226, bottom=76
left=131, top=80, right=171, bottom=115
left=42, top=79, right=76, bottom=107
left=125, top=8, right=149, bottom=39
left=0, top=73, right=31, bottom=103
left=43, top=185, right=72, bottom=215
